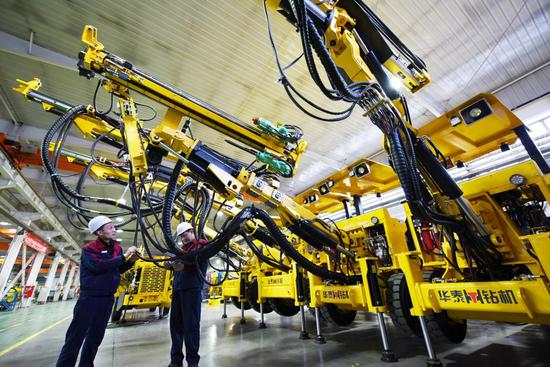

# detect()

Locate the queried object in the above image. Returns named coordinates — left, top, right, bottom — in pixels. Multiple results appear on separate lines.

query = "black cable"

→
left=241, top=232, right=290, bottom=272
left=250, top=206, right=357, bottom=283
left=213, top=199, right=228, bottom=233
left=134, top=101, right=157, bottom=122
left=93, top=79, right=114, bottom=115
left=41, top=105, right=136, bottom=217
left=263, top=0, right=363, bottom=121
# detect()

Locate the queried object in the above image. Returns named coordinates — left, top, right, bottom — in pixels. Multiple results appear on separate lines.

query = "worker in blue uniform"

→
left=167, top=222, right=208, bottom=367
left=57, top=215, right=138, bottom=367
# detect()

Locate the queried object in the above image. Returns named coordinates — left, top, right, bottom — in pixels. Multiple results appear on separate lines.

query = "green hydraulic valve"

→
left=225, top=138, right=293, bottom=177
left=256, top=151, right=292, bottom=177
left=252, top=117, right=293, bottom=143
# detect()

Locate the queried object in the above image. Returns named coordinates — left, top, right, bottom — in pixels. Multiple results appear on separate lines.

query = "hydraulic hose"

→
left=251, top=227, right=279, bottom=248
left=41, top=105, right=135, bottom=214
left=388, top=129, right=419, bottom=214
left=161, top=159, right=186, bottom=254
left=250, top=207, right=356, bottom=284
left=161, top=160, right=253, bottom=261
left=241, top=232, right=290, bottom=272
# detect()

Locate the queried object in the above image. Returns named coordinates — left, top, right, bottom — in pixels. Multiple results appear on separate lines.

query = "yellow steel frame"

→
left=80, top=26, right=306, bottom=176
left=417, top=93, right=522, bottom=165
left=395, top=160, right=550, bottom=324
left=294, top=159, right=399, bottom=214
left=14, top=4, right=550, bottom=335
left=221, top=278, right=241, bottom=301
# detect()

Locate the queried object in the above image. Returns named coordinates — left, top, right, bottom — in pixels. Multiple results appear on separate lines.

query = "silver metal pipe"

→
left=300, top=306, right=307, bottom=332
left=158, top=141, right=189, bottom=165
left=418, top=316, right=437, bottom=359
left=28, top=30, right=34, bottom=55
left=314, top=307, right=322, bottom=335
left=376, top=312, right=390, bottom=351
left=260, top=303, right=265, bottom=324
left=492, top=61, right=550, bottom=94
left=455, top=197, right=490, bottom=236
left=336, top=244, right=356, bottom=260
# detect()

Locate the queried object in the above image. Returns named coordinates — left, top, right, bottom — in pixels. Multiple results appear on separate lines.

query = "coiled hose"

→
left=41, top=105, right=134, bottom=213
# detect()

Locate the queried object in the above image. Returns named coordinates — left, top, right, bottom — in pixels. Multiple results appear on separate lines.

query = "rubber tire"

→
left=387, top=272, right=467, bottom=344
left=319, top=304, right=357, bottom=326
left=162, top=306, right=170, bottom=317
left=149, top=307, right=157, bottom=312
left=246, top=278, right=273, bottom=314
left=231, top=296, right=251, bottom=310
left=268, top=298, right=300, bottom=317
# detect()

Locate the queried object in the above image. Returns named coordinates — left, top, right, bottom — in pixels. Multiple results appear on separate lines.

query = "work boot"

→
left=167, top=363, right=182, bottom=367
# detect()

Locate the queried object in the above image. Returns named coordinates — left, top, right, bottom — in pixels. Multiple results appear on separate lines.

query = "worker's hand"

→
left=124, top=246, right=138, bottom=258
left=129, top=251, right=139, bottom=262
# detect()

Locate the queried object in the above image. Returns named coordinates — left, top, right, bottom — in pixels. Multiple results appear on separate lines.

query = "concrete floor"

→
left=0, top=300, right=548, bottom=367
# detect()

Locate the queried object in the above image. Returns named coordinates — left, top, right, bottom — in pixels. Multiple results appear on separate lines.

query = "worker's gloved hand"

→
left=124, top=246, right=139, bottom=261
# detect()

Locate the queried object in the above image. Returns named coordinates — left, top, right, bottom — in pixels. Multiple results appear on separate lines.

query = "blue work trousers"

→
left=57, top=294, right=114, bottom=367
left=170, top=288, right=202, bottom=366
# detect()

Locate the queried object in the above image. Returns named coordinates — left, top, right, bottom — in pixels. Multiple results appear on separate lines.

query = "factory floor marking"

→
left=0, top=315, right=71, bottom=357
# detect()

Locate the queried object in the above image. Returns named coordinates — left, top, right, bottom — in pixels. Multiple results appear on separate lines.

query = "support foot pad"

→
left=314, top=336, right=326, bottom=344
left=381, top=350, right=398, bottom=363
left=426, top=358, right=443, bottom=367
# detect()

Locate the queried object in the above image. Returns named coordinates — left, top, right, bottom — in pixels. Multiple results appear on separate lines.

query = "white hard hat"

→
left=88, top=216, right=112, bottom=234
left=176, top=222, right=193, bottom=237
